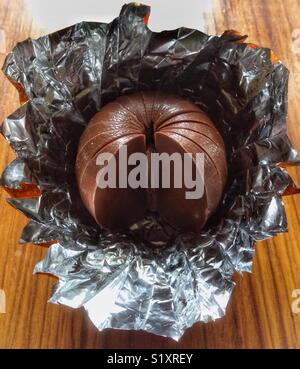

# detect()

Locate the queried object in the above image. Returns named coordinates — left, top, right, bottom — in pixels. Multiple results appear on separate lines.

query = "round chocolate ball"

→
left=76, top=92, right=227, bottom=232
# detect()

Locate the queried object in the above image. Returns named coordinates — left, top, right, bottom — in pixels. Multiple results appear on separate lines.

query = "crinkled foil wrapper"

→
left=1, top=3, right=300, bottom=340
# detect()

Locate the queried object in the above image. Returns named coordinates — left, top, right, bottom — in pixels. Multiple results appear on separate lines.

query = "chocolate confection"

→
left=76, top=92, right=227, bottom=232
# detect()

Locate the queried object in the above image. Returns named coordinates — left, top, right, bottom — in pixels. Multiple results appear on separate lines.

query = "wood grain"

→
left=1, top=0, right=300, bottom=348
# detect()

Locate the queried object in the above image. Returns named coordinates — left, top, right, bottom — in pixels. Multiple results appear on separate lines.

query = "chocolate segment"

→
left=76, top=92, right=228, bottom=232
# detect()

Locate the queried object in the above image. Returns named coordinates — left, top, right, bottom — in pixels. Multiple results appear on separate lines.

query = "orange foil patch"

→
left=3, top=183, right=41, bottom=198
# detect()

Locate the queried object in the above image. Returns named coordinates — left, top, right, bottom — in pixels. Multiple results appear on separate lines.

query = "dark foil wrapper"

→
left=1, top=3, right=299, bottom=340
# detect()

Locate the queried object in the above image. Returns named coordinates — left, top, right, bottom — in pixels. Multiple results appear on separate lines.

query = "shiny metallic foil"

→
left=1, top=3, right=299, bottom=340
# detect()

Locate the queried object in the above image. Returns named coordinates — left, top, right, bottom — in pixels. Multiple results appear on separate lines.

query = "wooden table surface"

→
left=1, top=0, right=300, bottom=349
